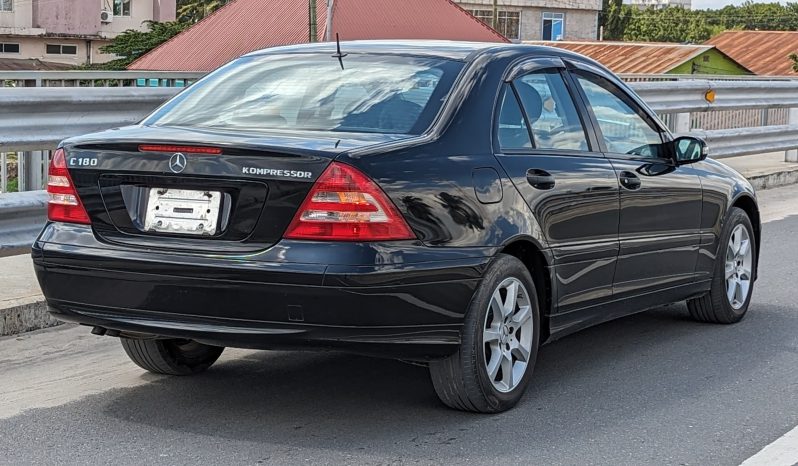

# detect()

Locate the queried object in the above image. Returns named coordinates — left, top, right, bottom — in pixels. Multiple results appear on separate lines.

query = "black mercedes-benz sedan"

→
left=33, top=41, right=760, bottom=413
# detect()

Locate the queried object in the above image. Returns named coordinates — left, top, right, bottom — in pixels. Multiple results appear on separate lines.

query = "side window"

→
left=497, top=85, right=532, bottom=150
left=574, top=72, right=665, bottom=158
left=515, top=71, right=589, bottom=151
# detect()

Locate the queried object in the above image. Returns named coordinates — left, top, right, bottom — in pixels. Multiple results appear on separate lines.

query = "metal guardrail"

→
left=620, top=73, right=798, bottom=82
left=0, top=70, right=205, bottom=88
left=0, top=87, right=181, bottom=152
left=0, top=190, right=47, bottom=252
left=627, top=80, right=798, bottom=159
left=697, top=125, right=798, bottom=158
left=1, top=73, right=797, bottom=249
left=630, top=80, right=798, bottom=113
left=1, top=80, right=795, bottom=151
left=0, top=74, right=797, bottom=194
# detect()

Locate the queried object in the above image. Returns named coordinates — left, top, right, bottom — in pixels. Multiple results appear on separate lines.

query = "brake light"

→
left=138, top=145, right=222, bottom=155
left=284, top=162, right=415, bottom=241
left=47, top=148, right=90, bottom=224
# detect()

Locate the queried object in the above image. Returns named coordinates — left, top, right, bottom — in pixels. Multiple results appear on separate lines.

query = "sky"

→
left=692, top=0, right=785, bottom=8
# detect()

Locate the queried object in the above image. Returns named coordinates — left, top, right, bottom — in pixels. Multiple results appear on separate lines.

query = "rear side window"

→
left=497, top=86, right=532, bottom=150
left=497, top=69, right=589, bottom=152
left=147, top=54, right=463, bottom=135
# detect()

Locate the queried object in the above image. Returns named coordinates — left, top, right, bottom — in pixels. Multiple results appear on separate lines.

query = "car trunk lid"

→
left=63, top=125, right=409, bottom=254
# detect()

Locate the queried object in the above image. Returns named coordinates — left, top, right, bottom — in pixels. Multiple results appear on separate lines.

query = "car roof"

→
left=245, top=39, right=591, bottom=63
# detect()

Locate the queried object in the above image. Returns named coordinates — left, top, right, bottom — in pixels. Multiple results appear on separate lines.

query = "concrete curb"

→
left=0, top=296, right=62, bottom=337
left=746, top=167, right=798, bottom=191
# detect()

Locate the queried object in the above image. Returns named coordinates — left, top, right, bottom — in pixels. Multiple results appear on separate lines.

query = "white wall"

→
left=456, top=1, right=600, bottom=41
left=0, top=36, right=115, bottom=65
left=0, top=0, right=35, bottom=30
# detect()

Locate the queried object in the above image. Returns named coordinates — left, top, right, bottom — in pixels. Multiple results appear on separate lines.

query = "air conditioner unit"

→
left=100, top=10, right=113, bottom=23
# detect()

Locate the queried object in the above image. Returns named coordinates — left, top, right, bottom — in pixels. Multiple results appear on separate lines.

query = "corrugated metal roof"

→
left=0, top=58, right=72, bottom=71
left=707, top=31, right=798, bottom=76
left=130, top=0, right=508, bottom=72
left=525, top=40, right=715, bottom=74
left=130, top=0, right=329, bottom=72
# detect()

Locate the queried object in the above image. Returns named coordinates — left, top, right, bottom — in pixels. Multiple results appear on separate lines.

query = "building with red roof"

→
left=129, top=0, right=508, bottom=72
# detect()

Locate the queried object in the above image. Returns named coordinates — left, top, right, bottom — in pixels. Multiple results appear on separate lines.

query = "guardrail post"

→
left=28, top=151, right=46, bottom=190
left=16, top=151, right=46, bottom=191
left=17, top=152, right=27, bottom=192
left=787, top=108, right=798, bottom=163
left=673, top=112, right=691, bottom=134
left=0, top=152, right=6, bottom=193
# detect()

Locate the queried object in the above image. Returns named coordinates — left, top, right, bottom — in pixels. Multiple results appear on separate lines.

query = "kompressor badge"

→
left=242, top=167, right=313, bottom=179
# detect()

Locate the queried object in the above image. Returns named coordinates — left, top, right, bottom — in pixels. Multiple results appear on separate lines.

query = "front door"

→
left=493, top=60, right=620, bottom=315
left=569, top=67, right=703, bottom=298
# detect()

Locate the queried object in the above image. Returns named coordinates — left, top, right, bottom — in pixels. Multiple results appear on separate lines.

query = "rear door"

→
left=567, top=63, right=703, bottom=297
left=493, top=58, right=620, bottom=314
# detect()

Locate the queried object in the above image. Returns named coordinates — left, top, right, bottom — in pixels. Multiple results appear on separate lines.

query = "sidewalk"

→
left=2, top=152, right=798, bottom=336
left=723, top=152, right=798, bottom=190
left=0, top=254, right=58, bottom=336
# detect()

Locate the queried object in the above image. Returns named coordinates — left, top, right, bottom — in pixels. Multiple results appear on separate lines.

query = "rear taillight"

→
left=47, top=148, right=90, bottom=224
left=284, top=162, right=415, bottom=242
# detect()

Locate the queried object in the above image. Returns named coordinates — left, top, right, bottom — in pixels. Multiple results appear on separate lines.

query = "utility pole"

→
left=325, top=0, right=335, bottom=41
left=492, top=0, right=498, bottom=30
left=309, top=0, right=318, bottom=42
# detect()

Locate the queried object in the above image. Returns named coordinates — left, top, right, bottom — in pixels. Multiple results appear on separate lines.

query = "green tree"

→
left=623, top=6, right=714, bottom=42
left=176, top=0, right=230, bottom=24
left=85, top=20, right=187, bottom=70
left=790, top=53, right=798, bottom=73
left=602, top=2, right=798, bottom=44
left=600, top=0, right=631, bottom=40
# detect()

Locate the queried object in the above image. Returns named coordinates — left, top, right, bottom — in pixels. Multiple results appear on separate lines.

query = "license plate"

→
left=143, top=188, right=222, bottom=236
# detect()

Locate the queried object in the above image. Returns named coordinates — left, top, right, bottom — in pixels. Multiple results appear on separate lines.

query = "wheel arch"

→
left=730, top=194, right=761, bottom=280
left=499, top=238, right=553, bottom=343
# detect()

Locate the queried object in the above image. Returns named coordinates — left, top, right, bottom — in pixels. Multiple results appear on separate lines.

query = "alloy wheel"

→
left=482, top=277, right=534, bottom=393
left=725, top=224, right=753, bottom=310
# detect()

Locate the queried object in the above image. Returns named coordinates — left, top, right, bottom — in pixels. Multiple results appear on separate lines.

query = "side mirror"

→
left=673, top=136, right=708, bottom=165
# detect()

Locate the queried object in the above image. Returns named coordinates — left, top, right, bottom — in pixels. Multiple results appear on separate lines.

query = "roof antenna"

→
left=332, top=33, right=347, bottom=70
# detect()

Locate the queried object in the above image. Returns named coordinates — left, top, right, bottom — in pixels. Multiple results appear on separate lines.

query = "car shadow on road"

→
left=98, top=301, right=797, bottom=456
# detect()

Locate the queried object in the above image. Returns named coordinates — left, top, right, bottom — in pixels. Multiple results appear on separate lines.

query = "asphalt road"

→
left=1, top=186, right=797, bottom=465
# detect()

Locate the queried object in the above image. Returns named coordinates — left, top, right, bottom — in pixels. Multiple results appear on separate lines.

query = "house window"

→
left=469, top=9, right=521, bottom=40
left=113, top=0, right=131, bottom=17
left=0, top=43, right=19, bottom=53
left=542, top=12, right=565, bottom=41
left=46, top=44, right=78, bottom=55
left=0, top=0, right=12, bottom=12
left=470, top=9, right=493, bottom=25
left=497, top=11, right=521, bottom=40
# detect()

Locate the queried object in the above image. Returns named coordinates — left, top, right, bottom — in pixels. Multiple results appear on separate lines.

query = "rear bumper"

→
left=33, top=223, right=496, bottom=359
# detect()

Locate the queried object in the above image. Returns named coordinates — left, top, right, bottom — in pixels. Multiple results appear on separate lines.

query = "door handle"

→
left=619, top=171, right=642, bottom=190
left=526, top=169, right=556, bottom=190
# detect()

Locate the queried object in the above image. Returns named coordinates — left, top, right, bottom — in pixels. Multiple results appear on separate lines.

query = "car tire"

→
left=687, top=207, right=756, bottom=324
left=120, top=338, right=224, bottom=375
left=429, top=254, right=540, bottom=413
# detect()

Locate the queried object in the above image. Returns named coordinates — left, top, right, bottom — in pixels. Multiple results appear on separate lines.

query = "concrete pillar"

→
left=17, top=152, right=47, bottom=192
left=1, top=153, right=7, bottom=193
left=17, top=152, right=27, bottom=192
left=673, top=112, right=690, bottom=134
left=787, top=108, right=798, bottom=163
left=30, top=151, right=46, bottom=190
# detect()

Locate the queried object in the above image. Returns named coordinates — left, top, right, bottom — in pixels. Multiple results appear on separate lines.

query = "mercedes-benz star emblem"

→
left=169, top=153, right=187, bottom=174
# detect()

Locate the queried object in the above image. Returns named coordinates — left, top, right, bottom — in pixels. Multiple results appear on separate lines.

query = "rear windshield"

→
left=146, top=53, right=464, bottom=135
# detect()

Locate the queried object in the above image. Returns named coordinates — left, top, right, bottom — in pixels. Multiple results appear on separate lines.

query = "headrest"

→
left=514, top=81, right=544, bottom=123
